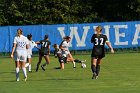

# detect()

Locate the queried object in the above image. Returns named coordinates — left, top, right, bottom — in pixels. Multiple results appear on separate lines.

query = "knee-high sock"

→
left=22, top=67, right=27, bottom=78
left=28, top=64, right=31, bottom=71
left=72, top=61, right=76, bottom=67
left=74, top=59, right=81, bottom=63
left=91, top=65, right=96, bottom=74
left=96, top=65, right=100, bottom=76
left=16, top=67, right=19, bottom=80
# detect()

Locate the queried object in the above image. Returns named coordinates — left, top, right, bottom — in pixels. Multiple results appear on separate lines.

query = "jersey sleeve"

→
left=104, top=35, right=109, bottom=42
left=91, top=34, right=95, bottom=43
left=13, top=37, right=17, bottom=44
left=26, top=37, right=29, bottom=45
left=33, top=41, right=37, bottom=47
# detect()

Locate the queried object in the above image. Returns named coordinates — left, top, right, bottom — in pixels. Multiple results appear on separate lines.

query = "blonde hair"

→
left=96, top=26, right=102, bottom=32
left=17, top=28, right=23, bottom=36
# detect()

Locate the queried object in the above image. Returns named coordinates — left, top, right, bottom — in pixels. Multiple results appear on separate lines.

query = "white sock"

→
left=28, top=64, right=31, bottom=71
left=72, top=61, right=76, bottom=67
left=25, top=63, right=29, bottom=67
left=22, top=67, right=27, bottom=78
left=16, top=67, right=19, bottom=81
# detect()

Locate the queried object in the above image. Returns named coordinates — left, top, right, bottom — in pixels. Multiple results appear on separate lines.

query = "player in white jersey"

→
left=11, top=28, right=29, bottom=81
left=25, top=34, right=38, bottom=72
left=53, top=44, right=86, bottom=69
left=59, top=36, right=86, bottom=68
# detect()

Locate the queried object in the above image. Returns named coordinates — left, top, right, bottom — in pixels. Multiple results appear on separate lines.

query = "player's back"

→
left=40, top=40, right=51, bottom=48
left=91, top=34, right=108, bottom=56
left=14, top=35, right=29, bottom=50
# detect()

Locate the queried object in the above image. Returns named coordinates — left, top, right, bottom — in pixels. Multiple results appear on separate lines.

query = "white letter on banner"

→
left=132, top=24, right=140, bottom=45
left=104, top=25, right=110, bottom=41
left=57, top=26, right=90, bottom=47
left=57, top=27, right=65, bottom=38
left=69, top=26, right=90, bottom=47
left=114, top=25, right=128, bottom=45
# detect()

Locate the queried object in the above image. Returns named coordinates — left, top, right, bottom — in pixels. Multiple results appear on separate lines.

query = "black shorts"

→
left=91, top=49, right=105, bottom=59
left=39, top=49, right=49, bottom=56
left=58, top=56, right=67, bottom=63
left=91, top=54, right=105, bottom=59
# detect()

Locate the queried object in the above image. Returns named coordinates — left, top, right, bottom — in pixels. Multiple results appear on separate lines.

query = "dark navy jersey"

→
left=39, top=40, right=51, bottom=55
left=91, top=34, right=108, bottom=58
left=40, top=40, right=51, bottom=48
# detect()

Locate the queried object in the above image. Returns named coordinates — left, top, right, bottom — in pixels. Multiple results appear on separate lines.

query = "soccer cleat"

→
left=28, top=71, right=32, bottom=73
left=16, top=78, right=19, bottom=82
left=95, top=76, right=98, bottom=79
left=24, top=77, right=27, bottom=82
left=92, top=73, right=97, bottom=79
left=41, top=65, right=45, bottom=71
left=81, top=60, right=87, bottom=63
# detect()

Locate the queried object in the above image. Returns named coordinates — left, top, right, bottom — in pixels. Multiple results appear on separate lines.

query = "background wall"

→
left=0, top=21, right=140, bottom=52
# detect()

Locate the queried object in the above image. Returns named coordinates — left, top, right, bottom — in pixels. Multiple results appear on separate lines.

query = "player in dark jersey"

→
left=35, top=35, right=51, bottom=72
left=91, top=26, right=114, bottom=79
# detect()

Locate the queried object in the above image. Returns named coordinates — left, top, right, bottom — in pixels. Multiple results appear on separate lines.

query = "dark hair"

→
left=27, top=34, right=32, bottom=40
left=63, top=36, right=71, bottom=40
left=44, top=34, right=49, bottom=39
left=17, top=28, right=23, bottom=36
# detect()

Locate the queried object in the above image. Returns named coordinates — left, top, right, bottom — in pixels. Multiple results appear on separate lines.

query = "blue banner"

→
left=0, top=21, right=140, bottom=52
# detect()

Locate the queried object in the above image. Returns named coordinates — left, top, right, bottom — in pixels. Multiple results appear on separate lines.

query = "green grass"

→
left=0, top=53, right=140, bottom=93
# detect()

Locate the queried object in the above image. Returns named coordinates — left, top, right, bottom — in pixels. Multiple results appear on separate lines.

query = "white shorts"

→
left=14, top=50, right=27, bottom=62
left=27, top=54, right=32, bottom=58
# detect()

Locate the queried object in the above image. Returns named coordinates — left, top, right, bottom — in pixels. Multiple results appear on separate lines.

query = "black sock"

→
left=96, top=65, right=100, bottom=76
left=74, top=59, right=81, bottom=63
left=91, top=65, right=96, bottom=74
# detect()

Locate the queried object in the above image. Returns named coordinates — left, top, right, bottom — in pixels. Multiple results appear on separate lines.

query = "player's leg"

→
left=96, top=58, right=102, bottom=77
left=15, top=61, right=20, bottom=81
left=36, top=54, right=42, bottom=72
left=28, top=57, right=32, bottom=72
left=91, top=57, right=97, bottom=79
left=73, top=59, right=86, bottom=68
left=60, top=63, right=64, bottom=70
left=14, top=51, right=20, bottom=81
left=41, top=55, right=50, bottom=71
left=25, top=55, right=32, bottom=72
left=67, top=53, right=76, bottom=68
left=21, top=61, right=27, bottom=81
left=21, top=52, right=28, bottom=81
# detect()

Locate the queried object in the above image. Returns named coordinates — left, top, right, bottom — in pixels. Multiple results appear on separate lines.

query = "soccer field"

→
left=0, top=53, right=140, bottom=93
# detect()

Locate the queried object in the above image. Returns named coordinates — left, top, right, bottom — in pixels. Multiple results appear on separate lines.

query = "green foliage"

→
left=0, top=0, right=140, bottom=25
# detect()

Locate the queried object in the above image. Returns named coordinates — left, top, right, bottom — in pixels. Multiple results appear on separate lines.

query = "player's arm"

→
left=91, top=34, right=95, bottom=43
left=47, top=42, right=51, bottom=54
left=36, top=41, right=40, bottom=44
left=11, top=43, right=16, bottom=58
left=106, top=41, right=114, bottom=54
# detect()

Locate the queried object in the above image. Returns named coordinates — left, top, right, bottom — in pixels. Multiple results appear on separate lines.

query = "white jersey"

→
left=14, top=35, right=29, bottom=50
left=27, top=40, right=37, bottom=55
left=61, top=40, right=69, bottom=51
left=13, top=35, right=29, bottom=62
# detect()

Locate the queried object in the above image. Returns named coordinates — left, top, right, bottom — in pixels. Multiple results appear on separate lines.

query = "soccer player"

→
left=91, top=26, right=114, bottom=79
left=25, top=34, right=38, bottom=72
left=11, top=28, right=29, bottom=81
left=59, top=36, right=76, bottom=68
left=35, top=35, right=51, bottom=72
left=59, top=36, right=86, bottom=69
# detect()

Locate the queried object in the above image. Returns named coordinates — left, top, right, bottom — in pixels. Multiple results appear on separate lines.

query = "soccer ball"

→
left=82, top=64, right=86, bottom=68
